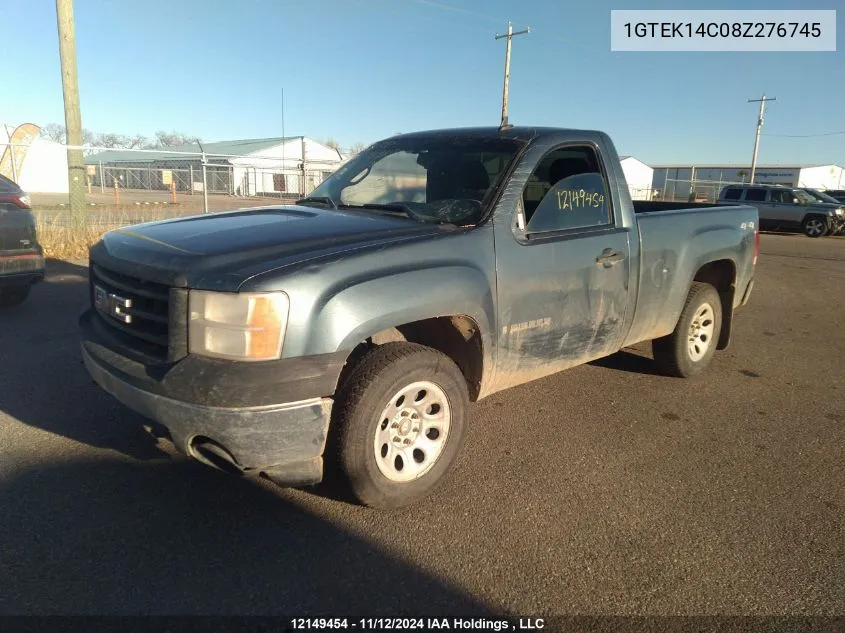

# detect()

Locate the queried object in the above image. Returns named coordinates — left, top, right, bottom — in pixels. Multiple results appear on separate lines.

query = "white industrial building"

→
left=1, top=123, right=69, bottom=193
left=229, top=137, right=345, bottom=196
left=619, top=156, right=655, bottom=200
left=87, top=137, right=345, bottom=197
left=651, top=164, right=845, bottom=201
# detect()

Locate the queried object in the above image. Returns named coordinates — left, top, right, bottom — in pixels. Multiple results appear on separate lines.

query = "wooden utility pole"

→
left=748, top=94, right=776, bottom=185
left=56, top=0, right=86, bottom=225
left=495, top=22, right=530, bottom=129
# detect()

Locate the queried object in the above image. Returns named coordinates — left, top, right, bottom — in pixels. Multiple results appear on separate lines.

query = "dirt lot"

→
left=0, top=233, right=842, bottom=625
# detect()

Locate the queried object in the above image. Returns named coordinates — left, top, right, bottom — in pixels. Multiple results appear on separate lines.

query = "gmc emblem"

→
left=94, top=284, right=133, bottom=324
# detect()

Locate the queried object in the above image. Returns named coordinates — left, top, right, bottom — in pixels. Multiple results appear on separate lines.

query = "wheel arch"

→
left=336, top=314, right=486, bottom=402
left=692, top=258, right=736, bottom=350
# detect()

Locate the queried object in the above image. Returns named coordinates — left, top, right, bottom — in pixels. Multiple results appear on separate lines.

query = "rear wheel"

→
left=331, top=342, right=469, bottom=509
left=803, top=215, right=829, bottom=238
left=652, top=282, right=722, bottom=378
left=0, top=284, right=31, bottom=308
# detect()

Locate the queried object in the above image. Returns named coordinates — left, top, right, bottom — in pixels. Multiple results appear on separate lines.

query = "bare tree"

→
left=42, top=123, right=68, bottom=144
left=124, top=134, right=148, bottom=149
left=149, top=131, right=199, bottom=148
left=94, top=132, right=130, bottom=149
left=42, top=124, right=99, bottom=155
left=41, top=124, right=200, bottom=154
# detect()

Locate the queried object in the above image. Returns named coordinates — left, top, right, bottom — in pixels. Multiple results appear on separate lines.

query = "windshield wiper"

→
left=296, top=196, right=337, bottom=209
left=342, top=202, right=415, bottom=215
left=340, top=203, right=466, bottom=227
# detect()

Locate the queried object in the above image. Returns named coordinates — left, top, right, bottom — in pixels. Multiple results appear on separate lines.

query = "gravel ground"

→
left=0, top=233, right=842, bottom=627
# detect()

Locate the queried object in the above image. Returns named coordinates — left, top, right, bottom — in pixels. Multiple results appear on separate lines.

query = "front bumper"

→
left=80, top=309, right=345, bottom=486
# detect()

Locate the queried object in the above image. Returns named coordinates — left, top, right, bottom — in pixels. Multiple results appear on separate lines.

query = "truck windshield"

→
left=305, top=136, right=524, bottom=225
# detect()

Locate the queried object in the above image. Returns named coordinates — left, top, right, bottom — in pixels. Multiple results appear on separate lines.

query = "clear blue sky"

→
left=2, top=0, right=843, bottom=164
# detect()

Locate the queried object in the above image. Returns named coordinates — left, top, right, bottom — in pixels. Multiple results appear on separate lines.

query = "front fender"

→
left=304, top=266, right=495, bottom=354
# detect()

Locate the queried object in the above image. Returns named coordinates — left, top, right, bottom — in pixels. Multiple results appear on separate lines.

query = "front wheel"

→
left=331, top=342, right=470, bottom=509
left=803, top=215, right=829, bottom=238
left=652, top=282, right=723, bottom=378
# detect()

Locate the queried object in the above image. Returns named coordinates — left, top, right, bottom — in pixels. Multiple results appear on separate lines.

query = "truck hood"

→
left=89, top=205, right=448, bottom=290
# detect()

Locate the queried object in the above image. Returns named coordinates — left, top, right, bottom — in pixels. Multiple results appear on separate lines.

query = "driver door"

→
left=769, top=189, right=804, bottom=226
left=490, top=143, right=633, bottom=393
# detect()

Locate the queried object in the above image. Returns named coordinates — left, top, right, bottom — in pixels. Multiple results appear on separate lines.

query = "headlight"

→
left=835, top=208, right=844, bottom=216
left=188, top=290, right=289, bottom=361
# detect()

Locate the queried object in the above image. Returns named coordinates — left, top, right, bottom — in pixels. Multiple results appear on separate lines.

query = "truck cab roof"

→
left=387, top=126, right=606, bottom=144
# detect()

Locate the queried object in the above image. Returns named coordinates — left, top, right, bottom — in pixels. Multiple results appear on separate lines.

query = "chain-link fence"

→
left=0, top=138, right=353, bottom=258
left=89, top=161, right=333, bottom=199
left=1, top=140, right=346, bottom=224
left=655, top=178, right=750, bottom=203
left=86, top=148, right=338, bottom=199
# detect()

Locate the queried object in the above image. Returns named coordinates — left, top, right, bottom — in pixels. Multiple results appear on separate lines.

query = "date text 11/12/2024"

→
left=289, top=618, right=546, bottom=631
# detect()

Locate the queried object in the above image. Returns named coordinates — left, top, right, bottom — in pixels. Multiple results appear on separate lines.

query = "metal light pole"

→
left=748, top=94, right=776, bottom=184
left=495, top=22, right=530, bottom=129
left=197, top=140, right=209, bottom=214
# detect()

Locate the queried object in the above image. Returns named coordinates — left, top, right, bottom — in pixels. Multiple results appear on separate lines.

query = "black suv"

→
left=822, top=190, right=845, bottom=204
left=0, top=174, right=45, bottom=307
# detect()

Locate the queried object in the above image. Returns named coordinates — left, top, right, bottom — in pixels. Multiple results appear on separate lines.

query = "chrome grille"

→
left=91, top=263, right=170, bottom=358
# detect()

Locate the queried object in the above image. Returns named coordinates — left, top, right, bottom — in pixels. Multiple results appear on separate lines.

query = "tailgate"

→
left=0, top=207, right=38, bottom=251
left=0, top=207, right=44, bottom=278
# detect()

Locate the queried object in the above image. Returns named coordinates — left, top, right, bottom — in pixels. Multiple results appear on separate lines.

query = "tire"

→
left=0, top=284, right=31, bottom=308
left=803, top=215, right=829, bottom=238
left=331, top=342, right=470, bottom=509
left=652, top=282, right=723, bottom=378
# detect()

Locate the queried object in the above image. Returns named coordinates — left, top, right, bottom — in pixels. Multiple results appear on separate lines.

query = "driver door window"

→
left=522, top=146, right=613, bottom=234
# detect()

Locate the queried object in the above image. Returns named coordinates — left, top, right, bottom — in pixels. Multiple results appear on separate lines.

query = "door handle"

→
left=596, top=249, right=625, bottom=268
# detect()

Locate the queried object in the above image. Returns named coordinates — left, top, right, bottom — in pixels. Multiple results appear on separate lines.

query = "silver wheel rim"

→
left=687, top=302, right=715, bottom=362
left=373, top=380, right=451, bottom=483
left=806, top=219, right=824, bottom=236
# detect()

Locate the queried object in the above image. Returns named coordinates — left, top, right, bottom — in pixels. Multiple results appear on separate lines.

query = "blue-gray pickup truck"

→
left=80, top=127, right=759, bottom=508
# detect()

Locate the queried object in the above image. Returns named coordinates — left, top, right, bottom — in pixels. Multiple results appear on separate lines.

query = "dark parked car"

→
left=0, top=174, right=45, bottom=307
left=800, top=188, right=845, bottom=205
left=822, top=190, right=845, bottom=204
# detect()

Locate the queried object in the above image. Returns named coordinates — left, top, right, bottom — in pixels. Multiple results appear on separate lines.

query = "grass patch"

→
left=35, top=210, right=175, bottom=261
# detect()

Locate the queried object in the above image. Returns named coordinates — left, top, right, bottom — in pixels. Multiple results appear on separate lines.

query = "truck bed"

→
left=623, top=202, right=758, bottom=348
left=633, top=201, right=724, bottom=213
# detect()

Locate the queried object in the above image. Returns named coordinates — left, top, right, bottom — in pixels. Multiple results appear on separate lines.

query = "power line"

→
left=349, top=0, right=492, bottom=33
left=411, top=0, right=503, bottom=24
left=763, top=130, right=845, bottom=138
